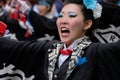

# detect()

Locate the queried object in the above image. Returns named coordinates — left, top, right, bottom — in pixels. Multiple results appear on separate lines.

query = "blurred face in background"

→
left=37, top=4, right=51, bottom=16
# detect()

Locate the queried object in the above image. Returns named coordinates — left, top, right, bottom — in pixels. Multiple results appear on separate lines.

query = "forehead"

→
left=61, top=3, right=82, bottom=13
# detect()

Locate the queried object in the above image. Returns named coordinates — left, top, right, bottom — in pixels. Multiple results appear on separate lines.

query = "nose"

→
left=61, top=16, right=68, bottom=25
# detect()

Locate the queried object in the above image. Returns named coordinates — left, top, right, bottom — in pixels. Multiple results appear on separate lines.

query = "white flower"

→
left=93, top=3, right=103, bottom=19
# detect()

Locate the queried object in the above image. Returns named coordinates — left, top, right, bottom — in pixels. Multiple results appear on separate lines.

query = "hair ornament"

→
left=83, top=0, right=102, bottom=19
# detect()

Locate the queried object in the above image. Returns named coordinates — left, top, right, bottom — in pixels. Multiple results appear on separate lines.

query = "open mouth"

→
left=61, top=27, right=70, bottom=33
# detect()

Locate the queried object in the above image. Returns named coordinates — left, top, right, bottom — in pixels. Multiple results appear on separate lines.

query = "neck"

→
left=64, top=36, right=87, bottom=50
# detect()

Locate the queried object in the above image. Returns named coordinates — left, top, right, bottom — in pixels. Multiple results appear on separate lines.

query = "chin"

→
left=61, top=39, right=71, bottom=46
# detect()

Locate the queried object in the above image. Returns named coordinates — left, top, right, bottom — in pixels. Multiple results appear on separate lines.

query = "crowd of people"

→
left=0, top=0, right=120, bottom=80
left=0, top=0, right=65, bottom=41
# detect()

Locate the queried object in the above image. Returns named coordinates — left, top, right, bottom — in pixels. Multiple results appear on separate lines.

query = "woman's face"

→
left=57, top=3, right=92, bottom=46
left=37, top=4, right=50, bottom=16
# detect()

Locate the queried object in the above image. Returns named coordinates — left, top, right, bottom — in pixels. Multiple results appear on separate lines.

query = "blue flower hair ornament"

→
left=83, top=0, right=103, bottom=19
left=83, top=0, right=97, bottom=10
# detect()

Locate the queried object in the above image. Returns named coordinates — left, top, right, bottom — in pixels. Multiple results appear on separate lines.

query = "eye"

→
left=58, top=13, right=63, bottom=18
left=69, top=13, right=77, bottom=17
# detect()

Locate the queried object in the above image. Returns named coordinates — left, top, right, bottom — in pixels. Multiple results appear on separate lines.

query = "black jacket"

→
left=0, top=37, right=120, bottom=80
left=27, top=10, right=60, bottom=41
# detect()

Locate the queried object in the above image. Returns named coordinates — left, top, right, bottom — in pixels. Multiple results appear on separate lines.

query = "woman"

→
left=0, top=0, right=120, bottom=80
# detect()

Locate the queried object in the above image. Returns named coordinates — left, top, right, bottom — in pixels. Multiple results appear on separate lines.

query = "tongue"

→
left=61, top=30, right=70, bottom=37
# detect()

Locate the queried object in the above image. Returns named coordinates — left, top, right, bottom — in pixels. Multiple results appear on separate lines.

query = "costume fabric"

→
left=0, top=37, right=120, bottom=80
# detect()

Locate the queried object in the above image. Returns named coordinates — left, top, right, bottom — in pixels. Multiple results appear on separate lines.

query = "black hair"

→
left=46, top=0, right=53, bottom=12
left=64, top=0, right=99, bottom=40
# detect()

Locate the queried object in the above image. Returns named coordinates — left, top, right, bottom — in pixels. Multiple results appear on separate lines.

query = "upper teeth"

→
left=61, top=28, right=69, bottom=33
left=61, top=27, right=68, bottom=31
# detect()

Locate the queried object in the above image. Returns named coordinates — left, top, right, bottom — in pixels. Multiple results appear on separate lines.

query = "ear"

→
left=83, top=20, right=93, bottom=30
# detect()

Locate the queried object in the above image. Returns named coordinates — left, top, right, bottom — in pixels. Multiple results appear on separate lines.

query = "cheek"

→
left=70, top=19, right=84, bottom=28
left=70, top=19, right=84, bottom=35
left=37, top=6, right=41, bottom=10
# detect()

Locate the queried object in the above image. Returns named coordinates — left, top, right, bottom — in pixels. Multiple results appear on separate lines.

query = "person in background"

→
left=32, top=0, right=54, bottom=19
left=0, top=0, right=29, bottom=41
left=22, top=0, right=60, bottom=41
left=0, top=0, right=120, bottom=80
left=3, top=0, right=60, bottom=41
